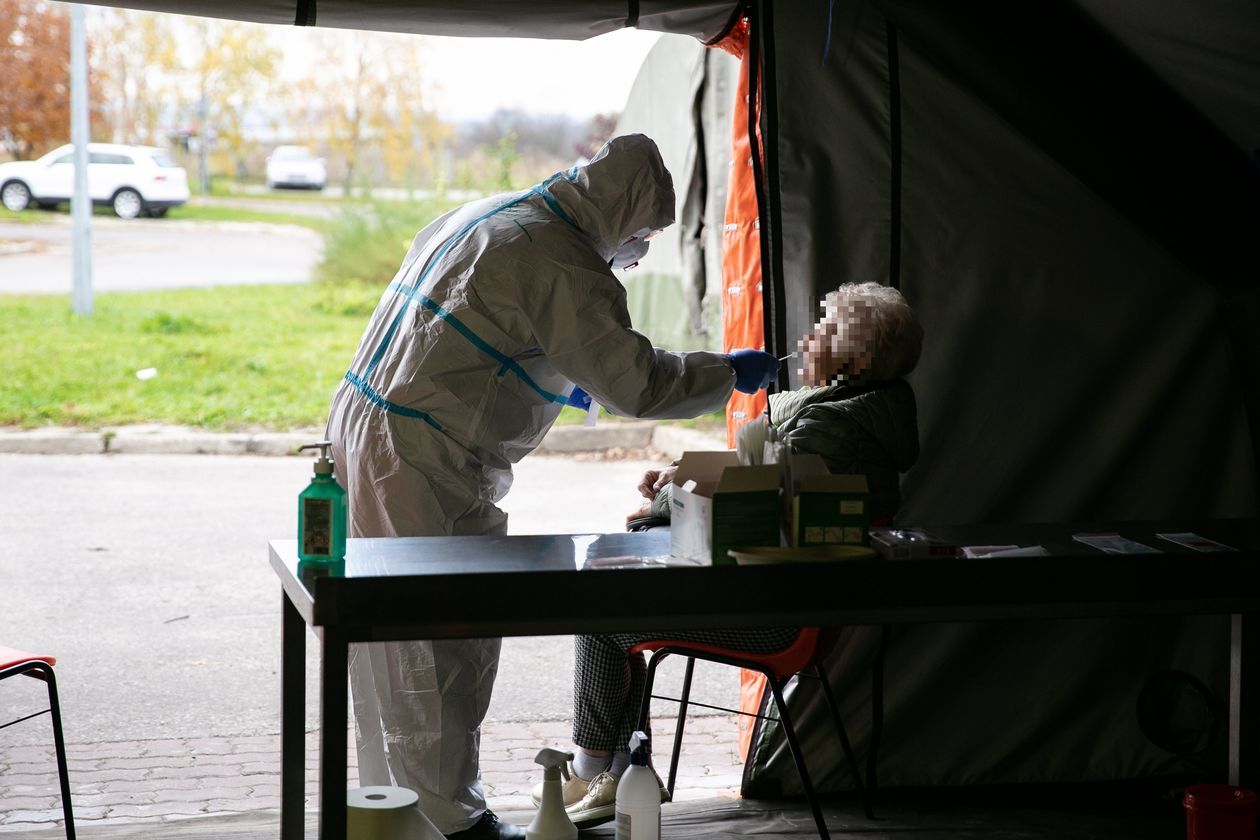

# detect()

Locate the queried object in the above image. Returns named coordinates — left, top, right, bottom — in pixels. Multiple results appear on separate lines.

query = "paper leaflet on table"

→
left=1072, top=533, right=1161, bottom=554
left=1156, top=532, right=1238, bottom=552
left=961, top=545, right=1051, bottom=558
left=582, top=555, right=676, bottom=569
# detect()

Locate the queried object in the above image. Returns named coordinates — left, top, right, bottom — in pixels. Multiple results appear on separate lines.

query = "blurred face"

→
left=798, top=302, right=871, bottom=386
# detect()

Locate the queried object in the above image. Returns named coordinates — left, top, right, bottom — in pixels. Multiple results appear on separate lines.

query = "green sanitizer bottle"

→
left=297, top=441, right=347, bottom=563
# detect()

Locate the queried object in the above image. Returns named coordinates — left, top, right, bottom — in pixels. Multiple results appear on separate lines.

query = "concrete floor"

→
left=11, top=786, right=1188, bottom=839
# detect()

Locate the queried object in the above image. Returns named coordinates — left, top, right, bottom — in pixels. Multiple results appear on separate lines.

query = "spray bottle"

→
left=615, top=732, right=660, bottom=840
left=526, top=748, right=578, bottom=840
left=297, top=441, right=347, bottom=563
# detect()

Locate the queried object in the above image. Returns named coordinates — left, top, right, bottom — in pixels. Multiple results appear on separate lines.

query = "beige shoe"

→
left=564, top=769, right=672, bottom=830
left=563, top=770, right=619, bottom=828
left=530, top=766, right=672, bottom=830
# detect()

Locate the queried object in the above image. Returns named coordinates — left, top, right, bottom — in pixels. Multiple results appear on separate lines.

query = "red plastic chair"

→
left=632, top=627, right=874, bottom=840
left=1, top=646, right=75, bottom=839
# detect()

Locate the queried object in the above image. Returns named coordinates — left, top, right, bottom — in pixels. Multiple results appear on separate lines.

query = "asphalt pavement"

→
left=0, top=217, right=321, bottom=294
left=0, top=423, right=741, bottom=835
left=0, top=422, right=727, bottom=744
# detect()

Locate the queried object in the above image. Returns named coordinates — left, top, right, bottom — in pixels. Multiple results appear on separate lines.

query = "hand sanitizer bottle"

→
left=297, top=441, right=347, bottom=563
left=615, top=732, right=660, bottom=840
left=527, top=748, right=578, bottom=840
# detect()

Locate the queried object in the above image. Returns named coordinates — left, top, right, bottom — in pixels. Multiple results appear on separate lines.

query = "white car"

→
left=0, top=142, right=189, bottom=219
left=265, top=145, right=326, bottom=190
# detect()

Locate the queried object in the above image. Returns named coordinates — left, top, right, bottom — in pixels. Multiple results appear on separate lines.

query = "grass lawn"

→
left=0, top=191, right=726, bottom=435
left=166, top=203, right=331, bottom=232
left=0, top=284, right=628, bottom=432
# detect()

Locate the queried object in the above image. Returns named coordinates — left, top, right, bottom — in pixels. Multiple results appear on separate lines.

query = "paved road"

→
left=0, top=452, right=739, bottom=748
left=0, top=218, right=322, bottom=294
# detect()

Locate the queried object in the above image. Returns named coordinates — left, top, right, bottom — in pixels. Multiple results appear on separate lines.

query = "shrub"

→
left=316, top=199, right=461, bottom=288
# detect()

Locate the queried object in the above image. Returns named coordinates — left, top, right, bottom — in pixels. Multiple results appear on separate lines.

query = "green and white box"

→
left=790, top=455, right=870, bottom=547
left=669, top=451, right=782, bottom=566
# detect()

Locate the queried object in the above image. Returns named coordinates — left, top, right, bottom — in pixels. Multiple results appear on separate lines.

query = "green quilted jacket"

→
left=768, top=379, right=920, bottom=521
left=649, top=379, right=919, bottom=523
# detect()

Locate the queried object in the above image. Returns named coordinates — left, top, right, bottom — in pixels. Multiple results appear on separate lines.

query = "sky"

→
left=274, top=27, right=666, bottom=122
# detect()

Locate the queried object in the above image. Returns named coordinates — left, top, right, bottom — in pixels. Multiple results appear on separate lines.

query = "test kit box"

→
left=790, top=455, right=870, bottom=547
left=669, top=451, right=781, bottom=565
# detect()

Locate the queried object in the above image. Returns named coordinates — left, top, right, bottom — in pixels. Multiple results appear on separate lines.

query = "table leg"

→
left=1229, top=613, right=1259, bottom=788
left=281, top=592, right=305, bottom=840
left=319, top=627, right=349, bottom=840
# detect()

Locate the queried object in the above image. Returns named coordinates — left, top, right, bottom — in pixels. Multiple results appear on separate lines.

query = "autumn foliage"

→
left=0, top=0, right=72, bottom=160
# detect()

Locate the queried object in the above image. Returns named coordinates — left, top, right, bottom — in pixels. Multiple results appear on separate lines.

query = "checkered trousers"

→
left=571, top=628, right=801, bottom=752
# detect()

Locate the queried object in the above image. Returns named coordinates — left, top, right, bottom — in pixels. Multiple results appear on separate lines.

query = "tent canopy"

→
left=73, top=0, right=1260, bottom=794
left=79, top=0, right=740, bottom=41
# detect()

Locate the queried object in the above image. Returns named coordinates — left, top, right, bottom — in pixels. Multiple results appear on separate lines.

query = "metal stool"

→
left=632, top=627, right=874, bottom=840
left=1, top=645, right=75, bottom=839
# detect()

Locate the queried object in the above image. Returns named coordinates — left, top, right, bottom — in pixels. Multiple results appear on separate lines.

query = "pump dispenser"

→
left=297, top=441, right=347, bottom=563
left=526, top=748, right=578, bottom=840
left=615, top=732, right=660, bottom=840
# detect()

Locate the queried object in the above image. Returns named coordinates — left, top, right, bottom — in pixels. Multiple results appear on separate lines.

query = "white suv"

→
left=0, top=142, right=190, bottom=219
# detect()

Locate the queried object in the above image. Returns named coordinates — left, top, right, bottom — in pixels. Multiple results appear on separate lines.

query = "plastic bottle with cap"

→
left=614, top=731, right=660, bottom=840
left=297, top=440, right=347, bottom=563
left=526, top=748, right=578, bottom=840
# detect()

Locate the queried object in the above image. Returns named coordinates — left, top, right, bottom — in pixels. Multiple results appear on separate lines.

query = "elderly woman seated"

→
left=534, top=281, right=924, bottom=828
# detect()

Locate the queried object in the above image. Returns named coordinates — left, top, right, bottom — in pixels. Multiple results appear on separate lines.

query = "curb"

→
left=0, top=423, right=727, bottom=459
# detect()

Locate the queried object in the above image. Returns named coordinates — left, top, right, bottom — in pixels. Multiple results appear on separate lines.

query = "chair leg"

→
left=814, top=665, right=874, bottom=820
left=766, top=676, right=830, bottom=840
left=867, top=624, right=891, bottom=791
left=665, top=657, right=695, bottom=796
left=36, top=664, right=75, bottom=840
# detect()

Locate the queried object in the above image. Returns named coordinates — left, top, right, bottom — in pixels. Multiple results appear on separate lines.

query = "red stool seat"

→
left=631, top=628, right=822, bottom=679
left=0, top=646, right=56, bottom=671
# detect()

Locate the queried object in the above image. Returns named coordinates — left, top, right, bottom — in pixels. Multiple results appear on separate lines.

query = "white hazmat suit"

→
left=326, top=134, right=736, bottom=834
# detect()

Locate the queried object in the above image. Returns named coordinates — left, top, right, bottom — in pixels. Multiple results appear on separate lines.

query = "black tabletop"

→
left=269, top=518, right=1260, bottom=642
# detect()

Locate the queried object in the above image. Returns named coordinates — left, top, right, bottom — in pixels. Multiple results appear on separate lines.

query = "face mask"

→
left=608, top=236, right=651, bottom=270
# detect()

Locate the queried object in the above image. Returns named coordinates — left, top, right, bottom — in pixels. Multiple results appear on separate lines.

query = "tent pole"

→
left=885, top=21, right=902, bottom=290
left=750, top=0, right=788, bottom=377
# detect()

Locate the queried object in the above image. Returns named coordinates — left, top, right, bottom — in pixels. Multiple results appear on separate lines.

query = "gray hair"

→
left=819, top=282, right=923, bottom=381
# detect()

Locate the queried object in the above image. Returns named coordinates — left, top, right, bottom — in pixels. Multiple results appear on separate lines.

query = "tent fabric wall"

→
left=68, top=0, right=1260, bottom=799
left=766, top=0, right=1259, bottom=527
left=742, top=0, right=1259, bottom=795
left=80, top=0, right=741, bottom=41
left=711, top=17, right=770, bottom=450
left=612, top=34, right=738, bottom=352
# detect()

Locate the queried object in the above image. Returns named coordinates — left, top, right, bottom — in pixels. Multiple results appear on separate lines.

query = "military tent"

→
left=80, top=0, right=1260, bottom=802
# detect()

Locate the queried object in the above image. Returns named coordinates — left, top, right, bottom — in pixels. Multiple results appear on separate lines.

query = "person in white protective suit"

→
left=325, top=133, right=778, bottom=840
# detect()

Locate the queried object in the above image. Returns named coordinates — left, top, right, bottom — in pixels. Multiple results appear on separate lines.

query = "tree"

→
left=0, top=0, right=71, bottom=159
left=288, top=29, right=450, bottom=194
left=178, top=17, right=279, bottom=180
left=88, top=8, right=178, bottom=145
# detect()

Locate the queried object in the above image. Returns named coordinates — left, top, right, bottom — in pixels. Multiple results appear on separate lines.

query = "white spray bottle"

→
left=526, top=748, right=578, bottom=840
left=615, top=731, right=660, bottom=840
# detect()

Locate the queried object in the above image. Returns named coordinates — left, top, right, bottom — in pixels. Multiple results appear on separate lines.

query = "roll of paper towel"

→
left=347, top=786, right=445, bottom=840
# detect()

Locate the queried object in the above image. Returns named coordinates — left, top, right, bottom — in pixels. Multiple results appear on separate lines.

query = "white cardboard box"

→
left=669, top=451, right=782, bottom=565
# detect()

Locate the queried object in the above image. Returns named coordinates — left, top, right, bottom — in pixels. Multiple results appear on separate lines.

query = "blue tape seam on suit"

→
left=345, top=174, right=581, bottom=423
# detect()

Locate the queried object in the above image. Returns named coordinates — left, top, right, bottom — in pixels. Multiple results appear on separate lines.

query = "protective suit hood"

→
left=544, top=133, right=675, bottom=263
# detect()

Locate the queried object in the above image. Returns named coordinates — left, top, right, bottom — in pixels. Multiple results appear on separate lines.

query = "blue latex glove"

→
left=725, top=349, right=778, bottom=394
left=566, top=385, right=592, bottom=409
